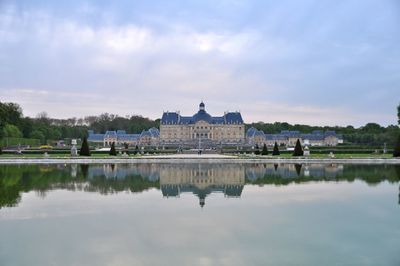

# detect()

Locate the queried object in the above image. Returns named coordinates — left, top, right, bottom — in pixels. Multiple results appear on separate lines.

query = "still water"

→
left=0, top=163, right=399, bottom=266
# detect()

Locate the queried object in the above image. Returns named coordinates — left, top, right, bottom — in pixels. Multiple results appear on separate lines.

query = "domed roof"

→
left=193, top=101, right=212, bottom=123
left=193, top=110, right=212, bottom=123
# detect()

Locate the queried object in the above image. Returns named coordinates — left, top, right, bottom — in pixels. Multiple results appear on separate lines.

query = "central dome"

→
left=193, top=110, right=212, bottom=123
left=193, top=101, right=212, bottom=123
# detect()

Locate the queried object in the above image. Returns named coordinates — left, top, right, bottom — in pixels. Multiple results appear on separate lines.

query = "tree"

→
left=261, top=144, right=268, bottom=155
left=254, top=144, right=260, bottom=155
left=134, top=145, right=139, bottom=155
left=3, top=124, right=23, bottom=138
left=0, top=102, right=23, bottom=126
left=109, top=142, right=117, bottom=156
left=30, top=130, right=45, bottom=143
left=272, top=142, right=280, bottom=156
left=397, top=103, right=400, bottom=125
left=293, top=139, right=304, bottom=156
left=79, top=137, right=90, bottom=156
left=394, top=134, right=400, bottom=157
left=124, top=142, right=129, bottom=155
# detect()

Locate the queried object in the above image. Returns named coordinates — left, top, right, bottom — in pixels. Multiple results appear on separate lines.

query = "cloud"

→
left=0, top=1, right=399, bottom=126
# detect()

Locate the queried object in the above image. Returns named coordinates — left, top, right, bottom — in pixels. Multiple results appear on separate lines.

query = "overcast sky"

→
left=0, top=0, right=399, bottom=126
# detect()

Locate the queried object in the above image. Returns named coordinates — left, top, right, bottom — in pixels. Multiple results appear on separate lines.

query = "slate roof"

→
left=161, top=102, right=243, bottom=125
left=88, top=128, right=159, bottom=142
left=247, top=128, right=343, bottom=141
left=246, top=127, right=265, bottom=138
left=87, top=133, right=104, bottom=141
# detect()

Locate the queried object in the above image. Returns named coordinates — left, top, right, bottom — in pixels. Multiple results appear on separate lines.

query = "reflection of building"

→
left=160, top=102, right=245, bottom=148
left=81, top=163, right=345, bottom=205
left=88, top=128, right=160, bottom=147
left=159, top=164, right=245, bottom=207
left=87, top=164, right=160, bottom=181
left=247, top=128, right=344, bottom=147
left=245, top=163, right=344, bottom=180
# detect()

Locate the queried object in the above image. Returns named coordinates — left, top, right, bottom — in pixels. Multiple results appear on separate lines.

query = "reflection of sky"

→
left=0, top=181, right=399, bottom=266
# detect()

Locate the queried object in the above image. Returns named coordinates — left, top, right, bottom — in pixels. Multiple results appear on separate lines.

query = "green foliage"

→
left=79, top=137, right=90, bottom=156
left=0, top=138, right=40, bottom=147
left=272, top=142, right=280, bottom=156
left=109, top=142, right=117, bottom=156
left=3, top=124, right=22, bottom=138
left=0, top=102, right=22, bottom=125
left=87, top=113, right=158, bottom=134
left=293, top=139, right=303, bottom=156
left=394, top=134, right=400, bottom=157
left=261, top=144, right=268, bottom=155
left=29, top=130, right=45, bottom=143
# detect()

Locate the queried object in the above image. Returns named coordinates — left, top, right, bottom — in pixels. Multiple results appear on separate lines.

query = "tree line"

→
left=0, top=102, right=157, bottom=144
left=0, top=101, right=399, bottom=147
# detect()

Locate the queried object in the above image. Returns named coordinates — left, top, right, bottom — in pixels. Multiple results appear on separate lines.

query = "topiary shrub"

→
left=79, top=137, right=90, bottom=156
left=254, top=144, right=260, bottom=155
left=124, top=142, right=129, bottom=155
left=109, top=142, right=117, bottom=156
left=394, top=134, right=400, bottom=157
left=272, top=142, right=280, bottom=156
left=261, top=144, right=268, bottom=155
left=293, top=139, right=303, bottom=156
left=134, top=145, right=139, bottom=155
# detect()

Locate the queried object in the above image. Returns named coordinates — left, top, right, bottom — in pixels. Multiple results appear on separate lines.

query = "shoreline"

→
left=0, top=155, right=399, bottom=164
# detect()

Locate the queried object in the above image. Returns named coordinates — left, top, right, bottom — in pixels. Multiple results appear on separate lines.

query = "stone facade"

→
left=247, top=128, right=343, bottom=147
left=88, top=128, right=160, bottom=147
left=160, top=102, right=245, bottom=148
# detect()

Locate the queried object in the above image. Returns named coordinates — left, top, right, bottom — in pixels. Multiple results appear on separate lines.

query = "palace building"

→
left=88, top=128, right=160, bottom=147
left=160, top=102, right=245, bottom=147
left=246, top=128, right=343, bottom=147
left=87, top=102, right=344, bottom=149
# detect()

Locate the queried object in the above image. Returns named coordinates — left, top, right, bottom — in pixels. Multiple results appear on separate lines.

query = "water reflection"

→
left=0, top=163, right=399, bottom=209
left=159, top=164, right=245, bottom=207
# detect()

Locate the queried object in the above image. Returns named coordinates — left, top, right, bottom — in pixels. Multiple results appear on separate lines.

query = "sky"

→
left=0, top=0, right=399, bottom=126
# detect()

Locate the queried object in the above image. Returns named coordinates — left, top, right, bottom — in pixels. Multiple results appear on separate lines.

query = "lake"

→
left=0, top=163, right=399, bottom=266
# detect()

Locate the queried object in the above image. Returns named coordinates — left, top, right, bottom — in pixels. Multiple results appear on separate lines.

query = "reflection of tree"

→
left=395, top=165, right=400, bottom=180
left=80, top=164, right=89, bottom=179
left=295, top=164, right=302, bottom=176
left=246, top=164, right=400, bottom=186
left=0, top=163, right=399, bottom=209
left=0, top=184, right=20, bottom=208
left=0, top=164, right=159, bottom=209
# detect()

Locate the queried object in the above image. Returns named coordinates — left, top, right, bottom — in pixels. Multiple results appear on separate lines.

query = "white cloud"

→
left=0, top=3, right=398, bottom=126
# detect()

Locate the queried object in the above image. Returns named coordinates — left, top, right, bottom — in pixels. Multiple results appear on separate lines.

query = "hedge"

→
left=1, top=138, right=41, bottom=146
